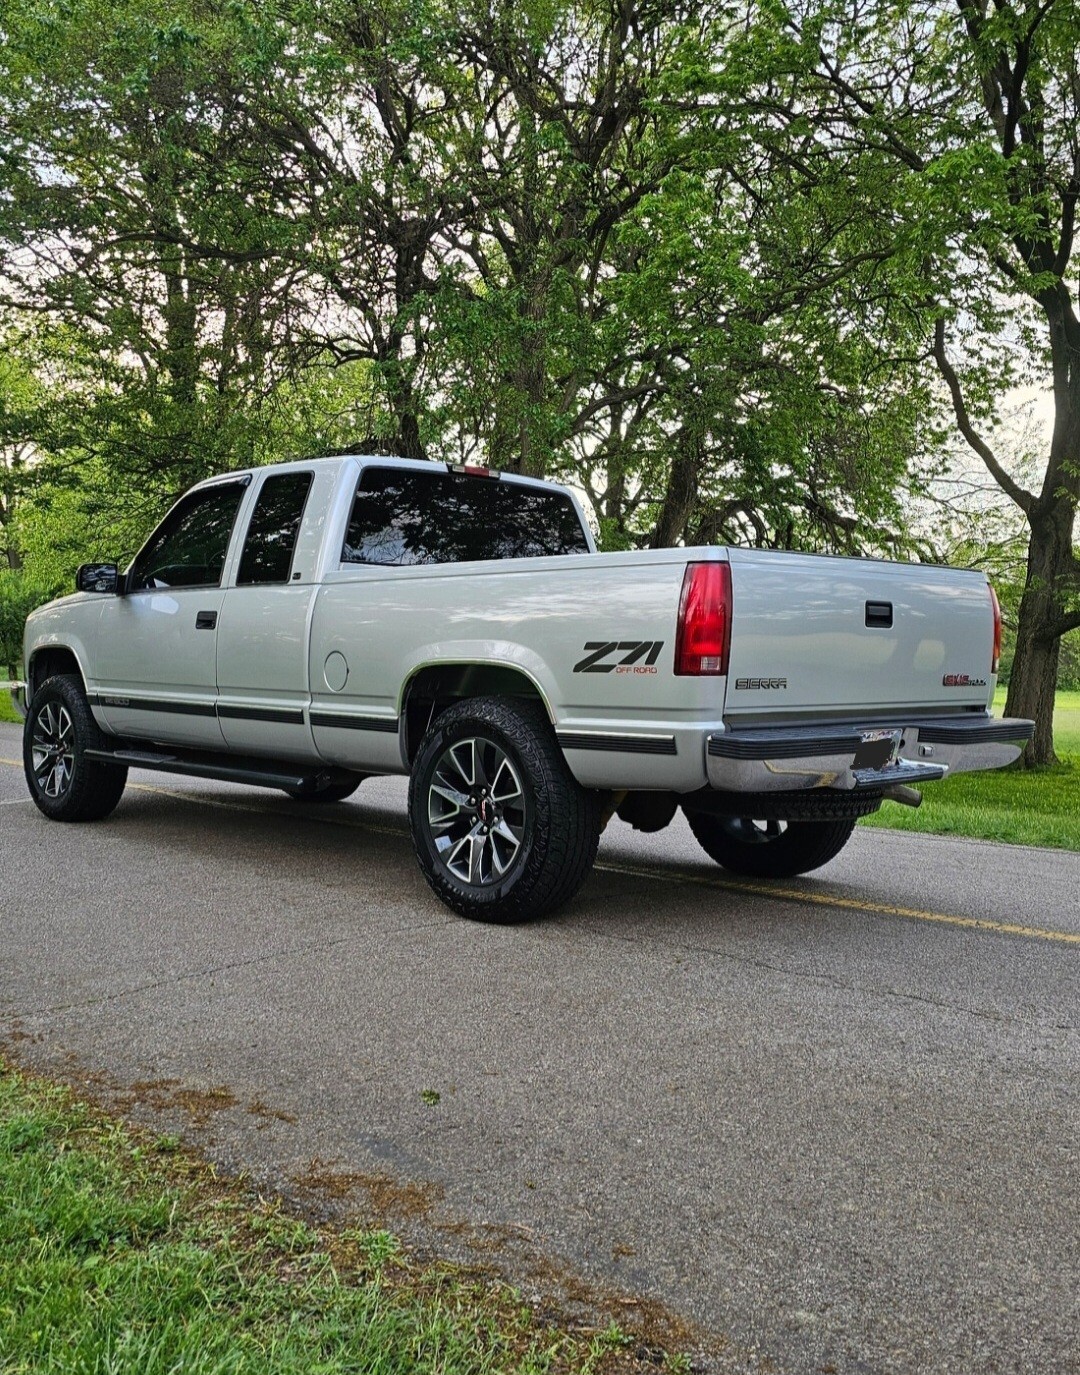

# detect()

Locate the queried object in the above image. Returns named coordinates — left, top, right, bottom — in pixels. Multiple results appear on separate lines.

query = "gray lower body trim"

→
left=217, top=704, right=305, bottom=726
left=557, top=730, right=677, bottom=757
left=309, top=711, right=399, bottom=733
left=90, top=694, right=306, bottom=727
left=89, top=693, right=217, bottom=718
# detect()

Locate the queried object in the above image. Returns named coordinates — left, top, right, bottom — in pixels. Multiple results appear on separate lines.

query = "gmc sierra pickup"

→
left=19, top=454, right=1033, bottom=921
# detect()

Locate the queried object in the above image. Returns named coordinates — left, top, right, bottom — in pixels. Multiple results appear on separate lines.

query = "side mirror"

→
left=76, top=562, right=121, bottom=595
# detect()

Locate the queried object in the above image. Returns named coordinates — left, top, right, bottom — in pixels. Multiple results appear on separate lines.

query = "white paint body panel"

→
left=93, top=588, right=227, bottom=749
left=725, top=548, right=996, bottom=719
left=308, top=548, right=714, bottom=788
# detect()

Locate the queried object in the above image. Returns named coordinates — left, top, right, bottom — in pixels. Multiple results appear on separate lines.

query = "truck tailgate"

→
left=724, top=548, right=996, bottom=719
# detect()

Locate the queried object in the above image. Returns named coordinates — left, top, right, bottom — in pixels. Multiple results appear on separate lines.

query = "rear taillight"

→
left=675, top=561, right=732, bottom=676
left=989, top=582, right=1002, bottom=673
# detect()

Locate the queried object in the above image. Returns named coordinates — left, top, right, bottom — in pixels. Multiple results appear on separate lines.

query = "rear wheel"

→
left=409, top=696, right=599, bottom=923
left=683, top=811, right=855, bottom=879
left=24, top=674, right=128, bottom=822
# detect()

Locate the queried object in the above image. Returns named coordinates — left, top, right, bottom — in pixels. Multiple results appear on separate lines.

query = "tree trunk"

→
left=650, top=425, right=704, bottom=548
left=380, top=353, right=426, bottom=460
left=1004, top=505, right=1075, bottom=766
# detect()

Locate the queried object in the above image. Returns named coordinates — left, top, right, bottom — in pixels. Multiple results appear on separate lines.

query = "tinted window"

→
left=238, top=472, right=313, bottom=585
left=342, top=468, right=590, bottom=566
left=129, top=481, right=247, bottom=591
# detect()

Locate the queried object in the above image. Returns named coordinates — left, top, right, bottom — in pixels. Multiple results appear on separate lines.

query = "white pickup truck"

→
left=19, top=454, right=1033, bottom=921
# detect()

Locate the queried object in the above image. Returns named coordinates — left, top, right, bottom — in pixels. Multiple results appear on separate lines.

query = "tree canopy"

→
left=1, top=0, right=1077, bottom=758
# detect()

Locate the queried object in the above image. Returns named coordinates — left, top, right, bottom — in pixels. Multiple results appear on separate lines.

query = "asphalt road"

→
left=1, top=718, right=1078, bottom=1373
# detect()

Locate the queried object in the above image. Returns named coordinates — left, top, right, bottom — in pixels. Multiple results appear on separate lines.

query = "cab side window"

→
left=129, top=481, right=247, bottom=591
left=237, top=472, right=314, bottom=585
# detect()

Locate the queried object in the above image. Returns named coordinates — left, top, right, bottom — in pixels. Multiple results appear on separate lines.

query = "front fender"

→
left=23, top=595, right=104, bottom=708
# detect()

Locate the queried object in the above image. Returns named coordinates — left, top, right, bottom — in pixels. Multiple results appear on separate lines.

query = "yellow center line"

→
left=4, top=756, right=1077, bottom=946
left=593, top=860, right=1080, bottom=946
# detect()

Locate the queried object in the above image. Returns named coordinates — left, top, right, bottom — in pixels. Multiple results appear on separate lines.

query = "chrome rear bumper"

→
left=707, top=715, right=1033, bottom=794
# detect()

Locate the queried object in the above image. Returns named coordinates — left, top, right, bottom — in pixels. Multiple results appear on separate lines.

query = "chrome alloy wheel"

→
left=427, top=736, right=527, bottom=887
left=31, top=701, right=76, bottom=799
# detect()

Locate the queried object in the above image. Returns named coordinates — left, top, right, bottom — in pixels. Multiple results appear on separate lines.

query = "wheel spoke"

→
left=430, top=780, right=470, bottom=811
left=468, top=833, right=486, bottom=886
left=427, top=735, right=526, bottom=888
left=490, top=757, right=521, bottom=805
left=444, top=820, right=484, bottom=882
left=489, top=819, right=522, bottom=875
left=447, top=740, right=476, bottom=789
left=46, top=759, right=69, bottom=797
left=32, top=746, right=56, bottom=775
left=31, top=700, right=76, bottom=799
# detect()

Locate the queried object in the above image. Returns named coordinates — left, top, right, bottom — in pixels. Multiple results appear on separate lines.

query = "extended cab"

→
left=20, top=455, right=1034, bottom=921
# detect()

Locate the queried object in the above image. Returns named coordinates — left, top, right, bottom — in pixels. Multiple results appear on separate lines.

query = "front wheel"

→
left=24, top=674, right=128, bottom=822
left=683, top=811, right=856, bottom=879
left=408, top=697, right=599, bottom=923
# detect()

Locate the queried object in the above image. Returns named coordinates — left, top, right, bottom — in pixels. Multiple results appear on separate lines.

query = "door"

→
left=93, top=477, right=249, bottom=748
left=215, top=469, right=319, bottom=762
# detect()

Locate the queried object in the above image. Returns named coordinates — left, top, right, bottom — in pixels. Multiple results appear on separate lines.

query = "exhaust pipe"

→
left=883, top=783, right=923, bottom=809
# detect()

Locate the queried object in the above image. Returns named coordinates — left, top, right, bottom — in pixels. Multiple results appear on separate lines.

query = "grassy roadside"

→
left=859, top=690, right=1080, bottom=851
left=0, top=1060, right=688, bottom=1375
left=0, top=691, right=20, bottom=724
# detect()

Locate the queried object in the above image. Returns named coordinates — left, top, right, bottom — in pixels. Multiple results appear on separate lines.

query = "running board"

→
left=82, top=747, right=333, bottom=795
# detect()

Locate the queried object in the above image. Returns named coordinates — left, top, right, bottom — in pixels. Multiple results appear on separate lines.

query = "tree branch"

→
left=1054, top=608, right=1080, bottom=636
left=932, top=318, right=1035, bottom=514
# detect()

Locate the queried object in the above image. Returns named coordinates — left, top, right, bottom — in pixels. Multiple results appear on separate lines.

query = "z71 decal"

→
left=573, top=641, right=664, bottom=674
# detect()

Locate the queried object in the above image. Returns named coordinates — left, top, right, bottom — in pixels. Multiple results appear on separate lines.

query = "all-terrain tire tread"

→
left=23, top=674, right=128, bottom=822
left=409, top=697, right=599, bottom=923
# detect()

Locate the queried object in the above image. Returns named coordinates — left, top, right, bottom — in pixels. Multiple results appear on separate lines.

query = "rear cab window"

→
left=341, top=467, right=591, bottom=566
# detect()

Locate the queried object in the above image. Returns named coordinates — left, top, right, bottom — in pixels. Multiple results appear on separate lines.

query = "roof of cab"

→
left=192, top=453, right=571, bottom=495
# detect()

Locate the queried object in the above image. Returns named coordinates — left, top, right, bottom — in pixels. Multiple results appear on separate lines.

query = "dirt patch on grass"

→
left=123, top=1078, right=240, bottom=1126
left=292, top=1157, right=442, bottom=1219
left=247, top=1096, right=299, bottom=1125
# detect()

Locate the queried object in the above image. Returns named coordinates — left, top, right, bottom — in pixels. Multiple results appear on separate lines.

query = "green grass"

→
left=0, top=1062, right=671, bottom=1375
left=0, top=690, right=21, bottom=724
left=860, top=690, right=1080, bottom=851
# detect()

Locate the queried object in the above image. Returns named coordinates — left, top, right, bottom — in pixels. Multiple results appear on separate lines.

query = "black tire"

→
left=23, top=674, right=128, bottom=823
left=408, top=696, right=600, bottom=923
left=285, top=780, right=363, bottom=804
left=683, top=810, right=856, bottom=879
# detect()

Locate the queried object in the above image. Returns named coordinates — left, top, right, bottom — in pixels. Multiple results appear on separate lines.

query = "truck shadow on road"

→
left=91, top=780, right=893, bottom=954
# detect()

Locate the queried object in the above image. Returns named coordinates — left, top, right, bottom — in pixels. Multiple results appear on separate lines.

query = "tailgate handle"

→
left=865, top=601, right=893, bottom=628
